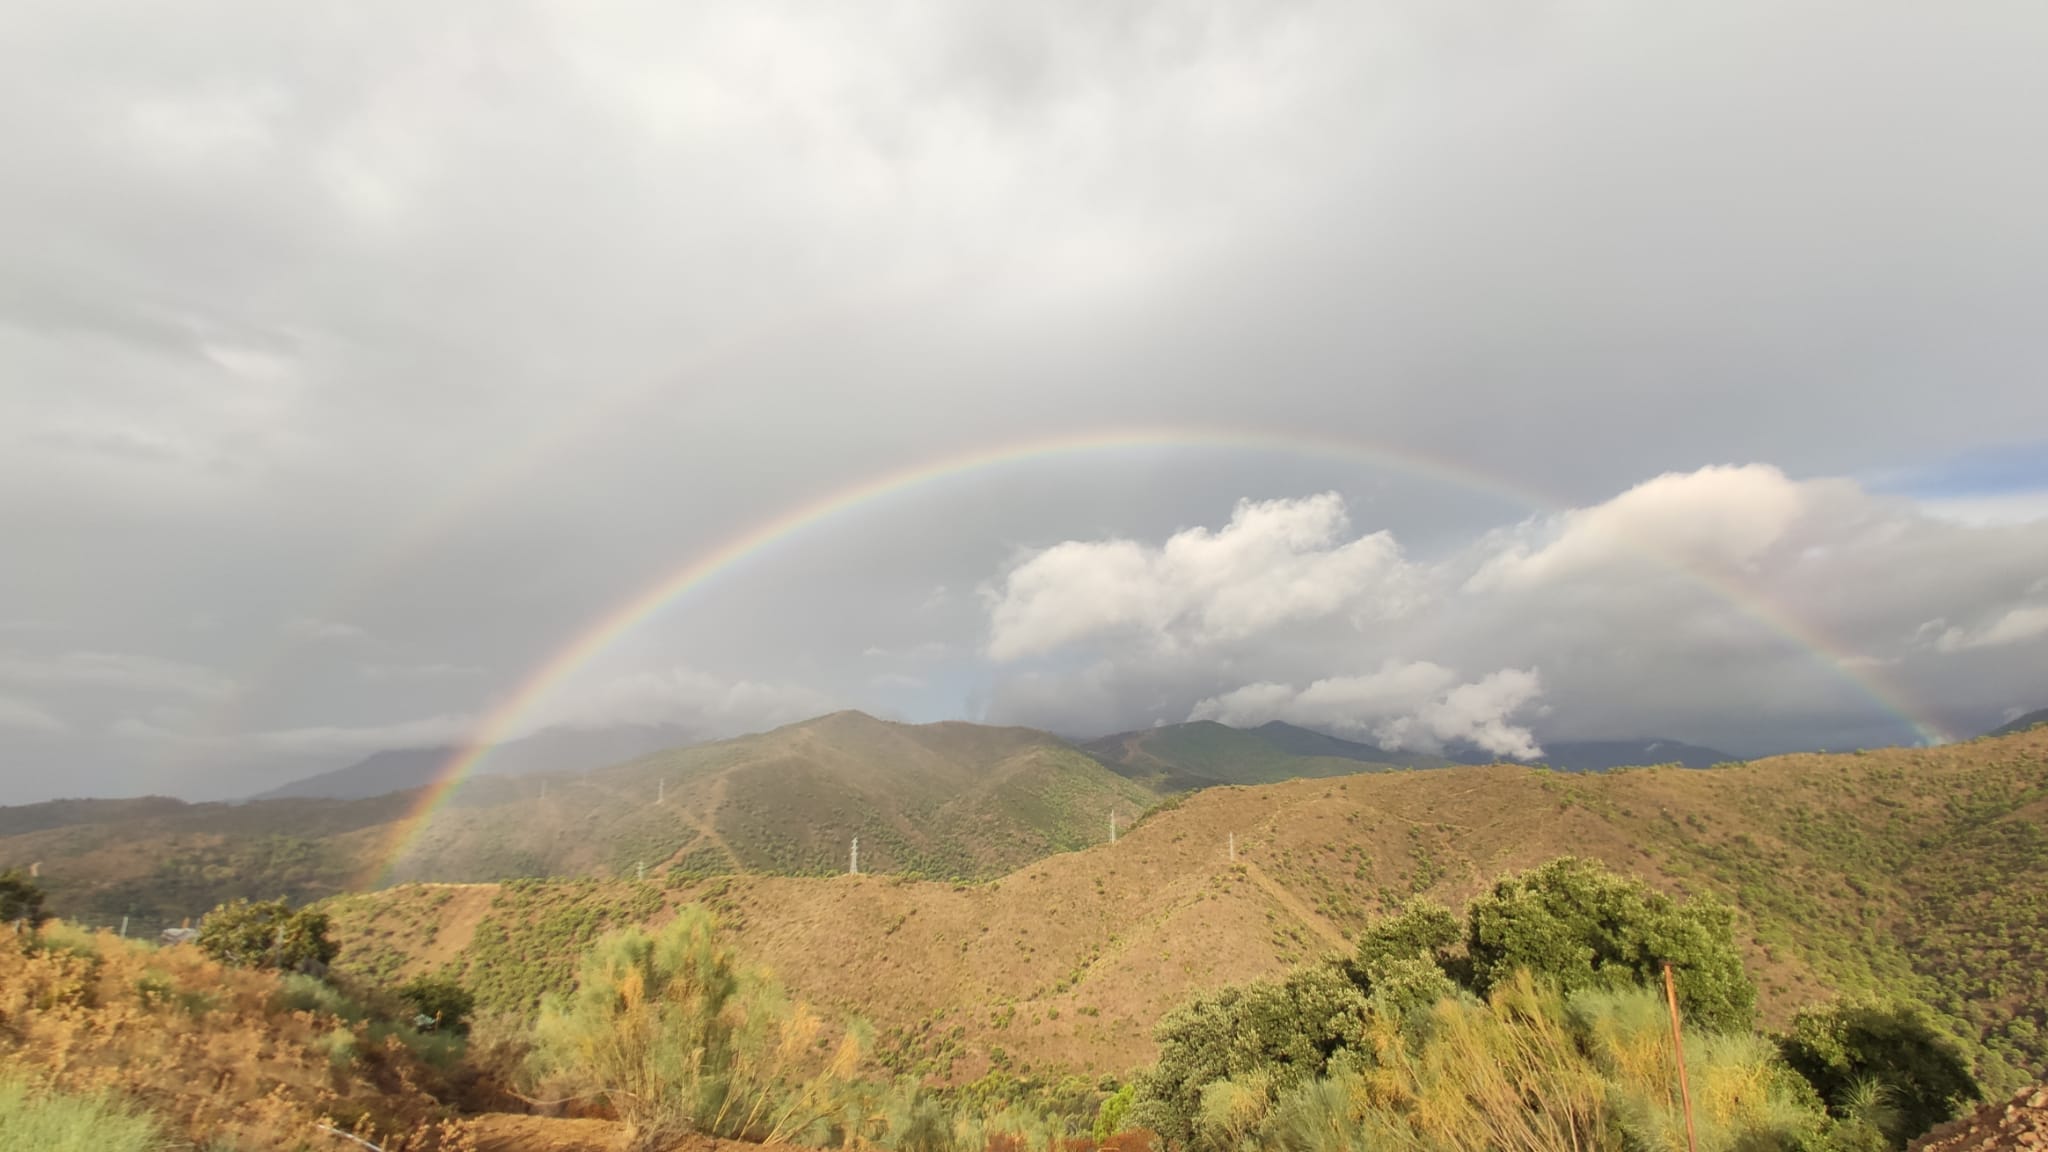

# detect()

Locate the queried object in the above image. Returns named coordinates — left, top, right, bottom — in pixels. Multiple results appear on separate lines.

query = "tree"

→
left=397, top=972, right=476, bottom=1035
left=195, top=898, right=338, bottom=972
left=1780, top=998, right=1982, bottom=1148
left=1462, top=856, right=1756, bottom=1032
left=0, top=868, right=47, bottom=927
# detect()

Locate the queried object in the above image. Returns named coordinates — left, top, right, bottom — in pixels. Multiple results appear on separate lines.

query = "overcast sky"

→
left=4, top=1, right=2047, bottom=802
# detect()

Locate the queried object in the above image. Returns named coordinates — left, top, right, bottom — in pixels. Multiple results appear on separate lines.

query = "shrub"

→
left=529, top=905, right=863, bottom=1145
left=1132, top=964, right=1370, bottom=1148
left=0, top=868, right=48, bottom=926
left=1463, top=856, right=1757, bottom=1032
left=398, top=972, right=476, bottom=1035
left=1779, top=997, right=1983, bottom=1147
left=196, top=898, right=339, bottom=973
left=0, top=1075, right=165, bottom=1152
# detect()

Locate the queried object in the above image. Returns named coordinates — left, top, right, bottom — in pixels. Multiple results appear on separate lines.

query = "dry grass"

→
left=0, top=922, right=474, bottom=1150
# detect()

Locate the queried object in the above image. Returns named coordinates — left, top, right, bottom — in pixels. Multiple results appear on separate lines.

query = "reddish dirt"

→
left=1910, top=1085, right=2048, bottom=1152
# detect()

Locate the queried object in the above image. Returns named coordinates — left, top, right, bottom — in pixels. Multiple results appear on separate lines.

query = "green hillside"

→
left=322, top=726, right=2048, bottom=1091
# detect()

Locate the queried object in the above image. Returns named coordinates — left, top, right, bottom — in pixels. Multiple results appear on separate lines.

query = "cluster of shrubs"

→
left=1128, top=857, right=1983, bottom=1152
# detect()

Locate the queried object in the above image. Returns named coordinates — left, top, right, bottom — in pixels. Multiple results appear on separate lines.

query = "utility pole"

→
left=119, top=915, right=128, bottom=939
left=850, top=836, right=860, bottom=875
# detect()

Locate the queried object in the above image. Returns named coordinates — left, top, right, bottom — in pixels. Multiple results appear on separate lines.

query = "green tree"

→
left=396, top=972, right=476, bottom=1035
left=0, top=868, right=46, bottom=926
left=1779, top=998, right=1982, bottom=1148
left=195, top=898, right=338, bottom=972
left=1093, top=1083, right=1136, bottom=1143
left=1463, top=856, right=1756, bottom=1032
left=1132, top=963, right=1371, bottom=1148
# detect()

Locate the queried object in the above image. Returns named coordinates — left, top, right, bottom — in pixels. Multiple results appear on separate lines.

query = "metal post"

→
left=1664, top=963, right=1700, bottom=1152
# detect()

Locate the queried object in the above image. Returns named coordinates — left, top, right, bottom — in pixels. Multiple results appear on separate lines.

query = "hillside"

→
left=1993, top=708, right=2048, bottom=738
left=323, top=727, right=2048, bottom=1091
left=1, top=714, right=1158, bottom=928
left=388, top=711, right=1157, bottom=883
left=1082, top=720, right=1412, bottom=790
left=251, top=722, right=700, bottom=800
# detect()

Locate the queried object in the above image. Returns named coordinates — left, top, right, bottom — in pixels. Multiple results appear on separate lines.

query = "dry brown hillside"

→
left=326, top=727, right=2048, bottom=1085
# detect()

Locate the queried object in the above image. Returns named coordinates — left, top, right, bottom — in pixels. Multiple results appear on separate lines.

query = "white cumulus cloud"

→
left=1192, top=662, right=1545, bottom=759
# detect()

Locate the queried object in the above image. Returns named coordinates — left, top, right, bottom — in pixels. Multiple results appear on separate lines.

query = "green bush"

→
left=0, top=868, right=47, bottom=926
left=196, top=898, right=339, bottom=972
left=0, top=1075, right=166, bottom=1152
left=1780, top=998, right=1983, bottom=1147
left=1132, top=963, right=1371, bottom=1148
left=397, top=972, right=476, bottom=1035
left=1463, top=856, right=1757, bottom=1032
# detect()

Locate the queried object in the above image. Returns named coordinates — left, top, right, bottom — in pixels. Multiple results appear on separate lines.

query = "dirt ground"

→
left=1909, top=1085, right=2048, bottom=1152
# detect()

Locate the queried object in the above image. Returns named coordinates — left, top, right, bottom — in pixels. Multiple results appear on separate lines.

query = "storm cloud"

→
left=1, top=1, right=2044, bottom=799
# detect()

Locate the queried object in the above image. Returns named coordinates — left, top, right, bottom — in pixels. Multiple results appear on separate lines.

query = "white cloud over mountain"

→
left=982, top=466, right=2048, bottom=751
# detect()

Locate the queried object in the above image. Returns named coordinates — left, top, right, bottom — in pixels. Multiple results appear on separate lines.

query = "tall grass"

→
left=0, top=1075, right=167, bottom=1152
left=1242, top=975, right=1829, bottom=1152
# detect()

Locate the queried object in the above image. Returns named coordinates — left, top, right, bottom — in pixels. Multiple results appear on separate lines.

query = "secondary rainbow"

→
left=366, top=427, right=1949, bottom=882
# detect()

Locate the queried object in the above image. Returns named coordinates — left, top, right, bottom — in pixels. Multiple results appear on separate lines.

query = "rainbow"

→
left=365, top=428, right=1949, bottom=882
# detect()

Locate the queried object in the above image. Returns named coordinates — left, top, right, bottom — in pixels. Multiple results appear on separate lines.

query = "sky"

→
left=3, top=0, right=2047, bottom=802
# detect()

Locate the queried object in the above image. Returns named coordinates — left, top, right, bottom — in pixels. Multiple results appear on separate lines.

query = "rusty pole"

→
left=1663, top=962, right=1700, bottom=1152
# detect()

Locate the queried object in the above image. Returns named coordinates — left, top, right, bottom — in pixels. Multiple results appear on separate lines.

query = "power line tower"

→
left=1108, top=809, right=1117, bottom=844
left=849, top=836, right=860, bottom=876
left=1228, top=832, right=1236, bottom=863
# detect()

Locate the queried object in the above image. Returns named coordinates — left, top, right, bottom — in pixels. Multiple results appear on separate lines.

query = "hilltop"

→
left=2, top=713, right=1156, bottom=927
left=324, top=727, right=2048, bottom=1089
left=1081, top=720, right=1420, bottom=791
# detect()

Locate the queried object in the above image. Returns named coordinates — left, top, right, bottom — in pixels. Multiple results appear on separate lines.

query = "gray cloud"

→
left=1, top=1, right=2044, bottom=798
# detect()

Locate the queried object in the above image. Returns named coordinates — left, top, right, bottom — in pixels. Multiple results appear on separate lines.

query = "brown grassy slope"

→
left=0, top=924, right=471, bottom=1150
left=326, top=728, right=2048, bottom=1086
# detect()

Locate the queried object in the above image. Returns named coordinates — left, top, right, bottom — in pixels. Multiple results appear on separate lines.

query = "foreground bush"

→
left=530, top=905, right=862, bottom=1145
left=1781, top=998, right=1982, bottom=1147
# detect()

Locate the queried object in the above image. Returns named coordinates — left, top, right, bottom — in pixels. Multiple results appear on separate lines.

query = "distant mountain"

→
left=1246, top=721, right=1458, bottom=768
left=251, top=723, right=700, bottom=800
left=1082, top=720, right=1412, bottom=791
left=1435, top=736, right=1733, bottom=771
left=1990, top=707, right=2048, bottom=737
left=6, top=714, right=1157, bottom=916
left=1515, top=738, right=1734, bottom=771
left=391, top=711, right=1155, bottom=883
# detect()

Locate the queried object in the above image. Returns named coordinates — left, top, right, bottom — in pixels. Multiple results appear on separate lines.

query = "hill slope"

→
left=1992, top=708, right=2048, bottom=737
left=389, top=711, right=1157, bottom=883
left=325, top=727, right=2048, bottom=1089
left=1082, top=720, right=1413, bottom=790
left=0, top=714, right=1161, bottom=924
left=1519, top=737, right=1734, bottom=771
